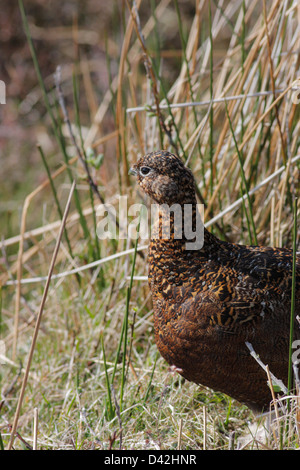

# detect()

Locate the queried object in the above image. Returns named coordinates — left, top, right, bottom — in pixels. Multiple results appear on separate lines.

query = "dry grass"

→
left=0, top=0, right=299, bottom=450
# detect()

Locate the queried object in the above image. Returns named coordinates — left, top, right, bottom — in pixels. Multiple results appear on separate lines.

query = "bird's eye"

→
left=139, top=166, right=151, bottom=176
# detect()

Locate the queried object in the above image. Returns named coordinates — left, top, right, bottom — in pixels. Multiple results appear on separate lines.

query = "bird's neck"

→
left=150, top=200, right=217, bottom=251
left=148, top=201, right=219, bottom=288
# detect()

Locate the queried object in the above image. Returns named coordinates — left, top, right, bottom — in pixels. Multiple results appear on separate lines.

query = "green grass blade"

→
left=19, top=0, right=90, bottom=244
left=101, top=336, right=114, bottom=420
left=0, top=429, right=4, bottom=451
left=209, top=0, right=214, bottom=197
left=288, top=197, right=298, bottom=395
left=72, top=70, right=100, bottom=260
left=119, top=217, right=141, bottom=411
left=143, top=352, right=158, bottom=405
left=37, top=145, right=74, bottom=257
left=225, top=100, right=258, bottom=245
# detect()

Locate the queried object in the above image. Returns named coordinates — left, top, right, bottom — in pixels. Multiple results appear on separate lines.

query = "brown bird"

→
left=129, top=150, right=300, bottom=412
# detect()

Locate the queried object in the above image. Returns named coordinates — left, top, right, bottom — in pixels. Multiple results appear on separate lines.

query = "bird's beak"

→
left=128, top=167, right=137, bottom=176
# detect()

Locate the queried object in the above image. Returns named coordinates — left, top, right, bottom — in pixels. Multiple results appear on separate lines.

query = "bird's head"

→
left=129, top=150, right=196, bottom=205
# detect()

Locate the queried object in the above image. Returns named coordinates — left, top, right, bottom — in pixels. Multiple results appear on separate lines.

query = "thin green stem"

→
left=120, top=217, right=140, bottom=411
left=288, top=197, right=298, bottom=396
left=209, top=0, right=214, bottom=197
left=37, top=145, right=74, bottom=259
left=101, top=336, right=114, bottom=420
left=225, top=100, right=258, bottom=245
left=19, top=0, right=89, bottom=243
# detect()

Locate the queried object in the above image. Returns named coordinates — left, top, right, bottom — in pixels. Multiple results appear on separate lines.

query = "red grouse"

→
left=130, top=150, right=300, bottom=412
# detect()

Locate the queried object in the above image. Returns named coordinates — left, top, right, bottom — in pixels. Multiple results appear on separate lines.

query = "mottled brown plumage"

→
left=130, top=150, right=300, bottom=412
